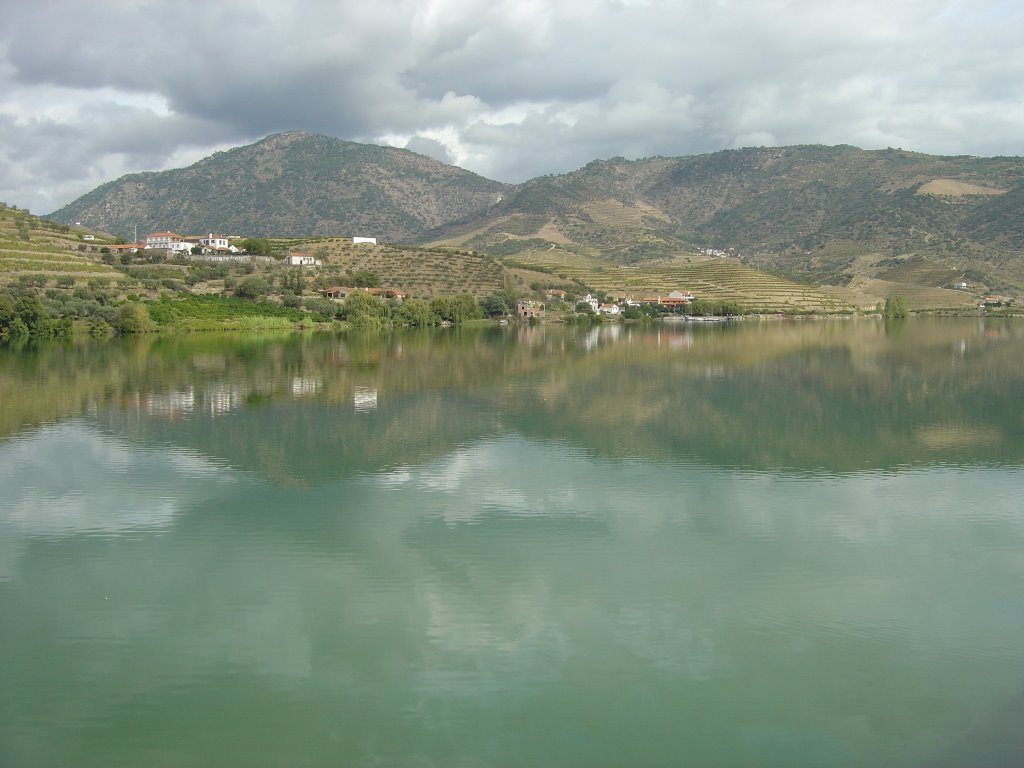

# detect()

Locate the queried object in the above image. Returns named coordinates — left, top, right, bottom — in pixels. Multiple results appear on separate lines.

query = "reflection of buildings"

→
left=140, top=385, right=246, bottom=419
left=290, top=376, right=322, bottom=397
left=354, top=387, right=378, bottom=411
left=146, top=389, right=195, bottom=419
left=204, top=385, right=244, bottom=417
left=579, top=324, right=625, bottom=351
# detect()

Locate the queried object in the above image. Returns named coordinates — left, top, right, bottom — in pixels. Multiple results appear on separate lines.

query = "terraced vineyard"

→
left=506, top=251, right=857, bottom=313
left=278, top=238, right=506, bottom=298
left=827, top=278, right=979, bottom=311
left=0, top=204, right=122, bottom=285
left=875, top=259, right=962, bottom=287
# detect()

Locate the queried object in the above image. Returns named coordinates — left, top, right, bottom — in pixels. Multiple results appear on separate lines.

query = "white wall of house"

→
left=286, top=254, right=321, bottom=266
left=199, top=233, right=229, bottom=250
left=145, top=232, right=184, bottom=249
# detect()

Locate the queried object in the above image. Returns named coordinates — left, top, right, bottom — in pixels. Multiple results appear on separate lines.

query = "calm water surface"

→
left=2, top=319, right=1024, bottom=767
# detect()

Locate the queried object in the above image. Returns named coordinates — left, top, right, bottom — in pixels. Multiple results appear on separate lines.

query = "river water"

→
left=2, top=319, right=1023, bottom=767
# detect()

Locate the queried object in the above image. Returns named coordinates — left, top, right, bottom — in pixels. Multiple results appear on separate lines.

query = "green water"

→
left=2, top=319, right=1024, bottom=767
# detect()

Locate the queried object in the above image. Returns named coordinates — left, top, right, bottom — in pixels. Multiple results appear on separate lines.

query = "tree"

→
left=430, top=296, right=453, bottom=322
left=883, top=295, right=909, bottom=319
left=480, top=292, right=510, bottom=317
left=112, top=302, right=154, bottom=334
left=353, top=269, right=381, bottom=288
left=282, top=268, right=306, bottom=295
left=399, top=298, right=436, bottom=327
left=451, top=294, right=481, bottom=324
left=344, top=289, right=389, bottom=329
left=0, top=296, right=15, bottom=341
left=234, top=276, right=271, bottom=300
left=12, top=296, right=54, bottom=340
left=240, top=237, right=271, bottom=257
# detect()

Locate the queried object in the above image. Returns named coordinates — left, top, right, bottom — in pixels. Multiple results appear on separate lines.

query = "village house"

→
left=322, top=286, right=407, bottom=302
left=517, top=300, right=545, bottom=318
left=598, top=303, right=621, bottom=316
left=107, top=242, right=143, bottom=256
left=286, top=253, right=321, bottom=267
left=197, top=233, right=232, bottom=251
left=145, top=231, right=192, bottom=252
left=641, top=290, right=695, bottom=307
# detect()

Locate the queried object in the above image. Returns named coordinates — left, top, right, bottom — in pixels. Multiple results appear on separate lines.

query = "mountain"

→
left=47, top=132, right=509, bottom=242
left=429, top=144, right=1024, bottom=291
left=48, top=137, right=1024, bottom=293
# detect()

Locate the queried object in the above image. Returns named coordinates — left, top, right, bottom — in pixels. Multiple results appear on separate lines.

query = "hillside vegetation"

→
left=263, top=237, right=506, bottom=298
left=427, top=145, right=1024, bottom=297
left=46, top=137, right=1024, bottom=303
left=0, top=204, right=123, bottom=280
left=49, top=132, right=508, bottom=242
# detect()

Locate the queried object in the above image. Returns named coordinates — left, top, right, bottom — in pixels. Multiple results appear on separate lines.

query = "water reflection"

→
left=0, top=422, right=239, bottom=581
left=2, top=422, right=1024, bottom=767
left=4, top=319, right=1021, bottom=483
left=4, top=320, right=1024, bottom=766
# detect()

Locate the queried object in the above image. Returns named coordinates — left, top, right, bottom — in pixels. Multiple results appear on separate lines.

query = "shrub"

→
left=112, top=302, right=155, bottom=334
left=234, top=276, right=271, bottom=299
left=883, top=295, right=909, bottom=319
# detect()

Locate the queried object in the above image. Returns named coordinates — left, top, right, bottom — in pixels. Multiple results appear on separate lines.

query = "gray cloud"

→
left=1, top=0, right=1022, bottom=214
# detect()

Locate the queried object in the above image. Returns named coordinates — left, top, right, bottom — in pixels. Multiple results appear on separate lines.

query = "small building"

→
left=323, top=285, right=354, bottom=300
left=641, top=290, right=695, bottom=307
left=286, top=253, right=321, bottom=267
left=598, top=303, right=621, bottom=316
left=323, top=286, right=406, bottom=302
left=108, top=242, right=143, bottom=255
left=352, top=237, right=377, bottom=245
left=198, top=233, right=230, bottom=251
left=517, top=300, right=545, bottom=318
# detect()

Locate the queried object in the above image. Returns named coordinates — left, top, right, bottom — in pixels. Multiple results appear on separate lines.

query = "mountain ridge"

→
left=47, top=134, right=1024, bottom=293
left=49, top=131, right=509, bottom=242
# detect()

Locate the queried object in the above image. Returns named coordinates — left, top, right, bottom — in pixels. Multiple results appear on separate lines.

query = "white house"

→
left=598, top=303, right=621, bottom=316
left=198, top=233, right=230, bottom=251
left=286, top=253, right=322, bottom=267
left=145, top=231, right=184, bottom=249
left=353, top=236, right=377, bottom=245
left=580, top=293, right=600, bottom=312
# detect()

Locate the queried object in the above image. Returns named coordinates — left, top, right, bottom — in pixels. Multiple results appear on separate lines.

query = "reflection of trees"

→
left=2, top=320, right=1023, bottom=479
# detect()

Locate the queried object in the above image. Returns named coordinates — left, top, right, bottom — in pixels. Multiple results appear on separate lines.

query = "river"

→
left=2, top=319, right=1023, bottom=767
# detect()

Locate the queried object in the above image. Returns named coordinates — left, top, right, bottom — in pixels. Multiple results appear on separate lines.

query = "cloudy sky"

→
left=2, top=0, right=1022, bottom=214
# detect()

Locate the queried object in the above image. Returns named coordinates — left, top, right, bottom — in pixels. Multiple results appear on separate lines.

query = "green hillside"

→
left=48, top=132, right=509, bottom=242
left=428, top=145, right=1024, bottom=297
left=32, top=137, right=1024, bottom=312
